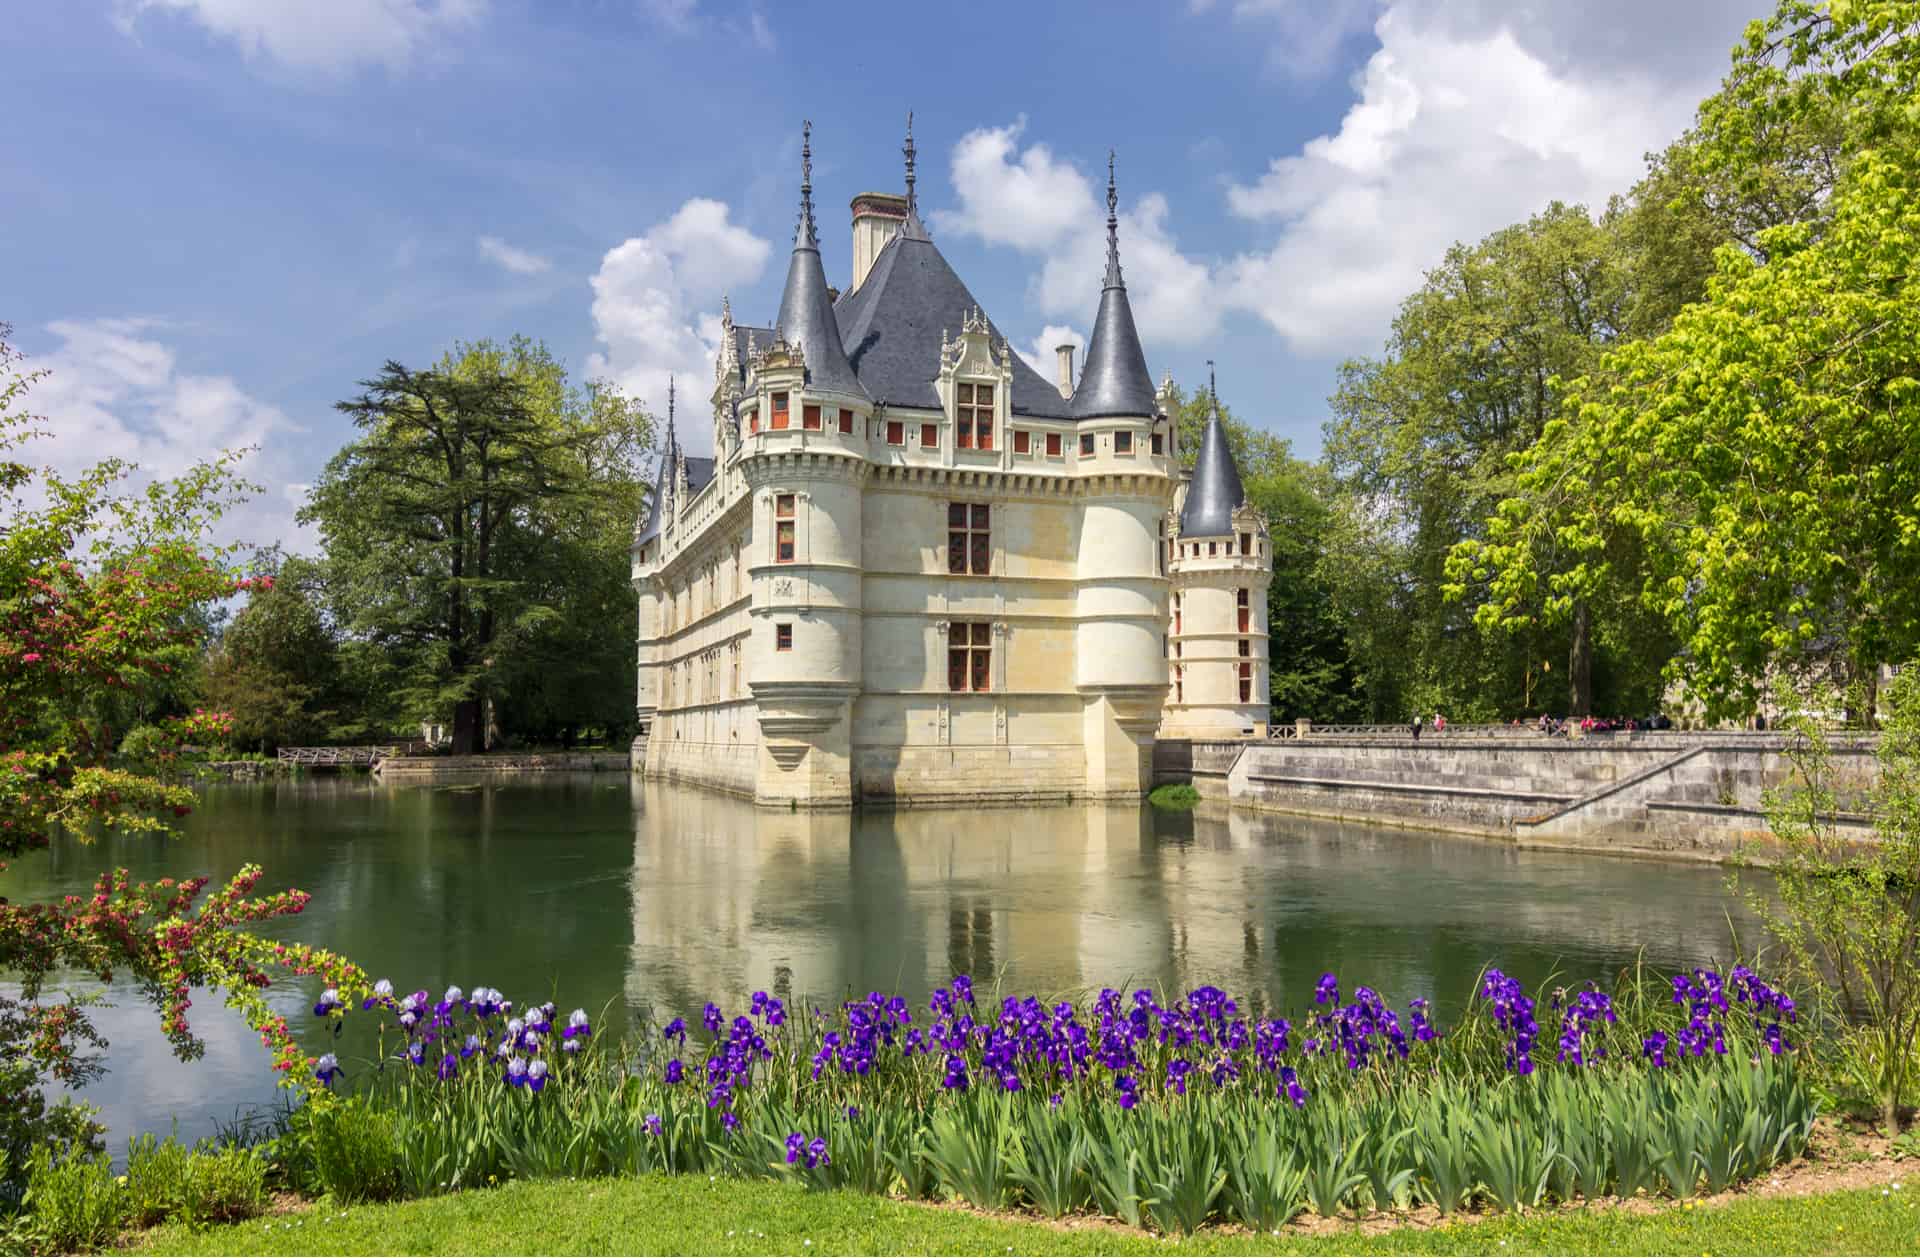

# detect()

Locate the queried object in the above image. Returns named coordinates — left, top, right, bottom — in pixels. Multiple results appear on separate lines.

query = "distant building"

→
left=630, top=122, right=1270, bottom=807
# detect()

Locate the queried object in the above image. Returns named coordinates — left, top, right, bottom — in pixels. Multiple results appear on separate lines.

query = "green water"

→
left=7, top=775, right=1761, bottom=1146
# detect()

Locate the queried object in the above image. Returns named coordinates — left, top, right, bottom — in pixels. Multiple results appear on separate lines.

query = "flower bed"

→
left=292, top=965, right=1816, bottom=1234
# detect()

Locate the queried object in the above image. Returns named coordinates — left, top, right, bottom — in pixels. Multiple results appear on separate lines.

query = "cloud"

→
left=22, top=318, right=311, bottom=550
left=116, top=0, right=486, bottom=75
left=1210, top=0, right=1387, bottom=79
left=1219, top=5, right=1722, bottom=355
left=1015, top=324, right=1085, bottom=385
left=477, top=235, right=552, bottom=275
left=936, top=122, right=1221, bottom=348
left=585, top=198, right=772, bottom=449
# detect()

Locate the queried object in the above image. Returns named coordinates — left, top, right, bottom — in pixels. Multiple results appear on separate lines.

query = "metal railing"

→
left=277, top=742, right=428, bottom=766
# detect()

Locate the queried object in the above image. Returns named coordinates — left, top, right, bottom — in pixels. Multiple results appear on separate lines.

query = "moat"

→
left=11, top=776, right=1762, bottom=1146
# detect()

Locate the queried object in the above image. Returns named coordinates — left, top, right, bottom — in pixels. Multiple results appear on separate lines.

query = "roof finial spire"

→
left=796, top=120, right=817, bottom=248
left=1103, top=149, right=1124, bottom=289
left=900, top=110, right=929, bottom=241
left=1207, top=359, right=1217, bottom=412
left=904, top=110, right=917, bottom=217
left=667, top=375, right=677, bottom=439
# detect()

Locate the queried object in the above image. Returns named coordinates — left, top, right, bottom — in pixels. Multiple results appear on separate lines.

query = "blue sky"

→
left=4, top=0, right=1765, bottom=549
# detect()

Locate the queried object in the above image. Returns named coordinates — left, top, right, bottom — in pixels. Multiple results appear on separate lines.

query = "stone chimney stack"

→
left=1055, top=343, right=1077, bottom=399
left=849, top=192, right=907, bottom=293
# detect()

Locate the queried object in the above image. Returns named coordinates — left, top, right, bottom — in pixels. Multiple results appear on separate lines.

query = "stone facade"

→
left=630, top=125, right=1271, bottom=809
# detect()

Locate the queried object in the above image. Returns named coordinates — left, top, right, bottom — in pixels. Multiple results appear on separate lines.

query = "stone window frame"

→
left=886, top=420, right=905, bottom=446
left=802, top=403, right=822, bottom=431
left=946, top=620, right=993, bottom=693
left=946, top=502, right=991, bottom=576
left=774, top=493, right=797, bottom=563
left=771, top=392, right=790, bottom=430
left=955, top=381, right=995, bottom=451
left=775, top=623, right=793, bottom=651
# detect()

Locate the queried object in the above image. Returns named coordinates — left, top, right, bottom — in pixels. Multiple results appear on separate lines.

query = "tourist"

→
left=1434, top=712, right=1447, bottom=733
left=1410, top=713, right=1423, bottom=741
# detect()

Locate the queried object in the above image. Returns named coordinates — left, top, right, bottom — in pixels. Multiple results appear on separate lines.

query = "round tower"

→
left=1069, top=154, right=1175, bottom=798
left=1163, top=368, right=1272, bottom=738
left=740, top=122, right=872, bottom=806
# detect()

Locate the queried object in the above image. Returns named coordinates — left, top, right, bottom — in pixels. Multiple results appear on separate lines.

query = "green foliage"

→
left=21, top=1150, right=126, bottom=1254
left=124, top=1135, right=268, bottom=1229
left=1749, top=667, right=1920, bottom=1130
left=1146, top=784, right=1199, bottom=810
left=302, top=1099, right=402, bottom=1204
left=300, top=337, right=651, bottom=752
left=201, top=556, right=344, bottom=754
left=1331, top=202, right=1676, bottom=720
left=1006, top=1099, right=1092, bottom=1218
left=1449, top=2, right=1920, bottom=721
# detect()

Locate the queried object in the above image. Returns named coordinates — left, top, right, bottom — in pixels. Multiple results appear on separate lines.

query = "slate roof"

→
left=1068, top=282, right=1157, bottom=420
left=774, top=237, right=869, bottom=400
left=633, top=414, right=718, bottom=548
left=833, top=233, right=1072, bottom=419
left=1179, top=398, right=1247, bottom=538
left=727, top=325, right=776, bottom=387
left=1069, top=160, right=1158, bottom=420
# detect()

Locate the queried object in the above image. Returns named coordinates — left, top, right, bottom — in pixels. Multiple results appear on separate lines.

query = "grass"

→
left=130, top=1173, right=1919, bottom=1256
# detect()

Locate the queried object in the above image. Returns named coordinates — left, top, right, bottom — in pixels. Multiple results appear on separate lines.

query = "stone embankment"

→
left=1154, top=732, right=1877, bottom=862
left=373, top=751, right=629, bottom=782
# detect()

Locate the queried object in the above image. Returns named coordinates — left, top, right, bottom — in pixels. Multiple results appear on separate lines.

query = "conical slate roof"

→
left=1180, top=382, right=1246, bottom=538
left=1069, top=155, right=1157, bottom=420
left=774, top=124, right=868, bottom=401
left=634, top=380, right=714, bottom=548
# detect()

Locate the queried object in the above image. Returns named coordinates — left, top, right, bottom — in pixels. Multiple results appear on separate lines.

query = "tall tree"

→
left=1326, top=202, right=1675, bottom=718
left=1450, top=0, right=1920, bottom=723
left=201, top=553, right=343, bottom=754
left=302, top=339, right=650, bottom=752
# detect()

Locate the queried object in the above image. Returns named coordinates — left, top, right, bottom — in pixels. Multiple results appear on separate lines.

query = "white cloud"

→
left=116, top=0, right=486, bottom=75
left=22, top=319, right=311, bottom=550
left=585, top=198, right=772, bottom=450
left=936, top=122, right=1222, bottom=348
left=1218, top=7, right=1716, bottom=356
left=477, top=235, right=552, bottom=275
left=1213, top=0, right=1386, bottom=79
left=1015, top=324, right=1085, bottom=385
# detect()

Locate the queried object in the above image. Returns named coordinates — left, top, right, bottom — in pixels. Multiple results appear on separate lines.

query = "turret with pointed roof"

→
left=772, top=122, right=869, bottom=401
left=1069, top=153, right=1158, bottom=421
left=1179, top=363, right=1248, bottom=538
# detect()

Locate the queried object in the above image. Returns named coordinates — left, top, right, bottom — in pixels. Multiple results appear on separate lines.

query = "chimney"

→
left=1055, top=343, right=1077, bottom=398
left=849, top=192, right=907, bottom=293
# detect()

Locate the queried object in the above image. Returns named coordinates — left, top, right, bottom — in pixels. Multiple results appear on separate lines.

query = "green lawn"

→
left=131, top=1175, right=1920, bottom=1256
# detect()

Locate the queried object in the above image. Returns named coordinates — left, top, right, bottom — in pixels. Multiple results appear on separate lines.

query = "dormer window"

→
left=956, top=382, right=994, bottom=450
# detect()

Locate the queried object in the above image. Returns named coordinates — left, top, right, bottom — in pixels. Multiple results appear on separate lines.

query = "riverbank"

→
left=129, top=1167, right=1915, bottom=1256
left=371, top=751, right=628, bottom=781
left=1156, top=734, right=1878, bottom=863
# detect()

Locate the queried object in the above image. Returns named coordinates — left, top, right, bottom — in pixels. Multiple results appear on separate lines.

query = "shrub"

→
left=305, top=1099, right=402, bottom=1203
left=1753, top=665, right=1920, bottom=1130
left=125, top=1132, right=192, bottom=1227
left=21, top=1151, right=126, bottom=1254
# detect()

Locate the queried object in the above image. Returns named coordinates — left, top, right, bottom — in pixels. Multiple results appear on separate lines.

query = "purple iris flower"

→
left=644, top=1113, right=663, bottom=1137
left=313, top=988, right=341, bottom=1017
left=1279, top=1065, right=1307, bottom=1108
left=362, top=978, right=394, bottom=1011
left=461, top=1033, right=483, bottom=1059
left=527, top=1059, right=549, bottom=1093
left=1643, top=1030, right=1670, bottom=1067
left=722, top=1112, right=739, bottom=1134
left=1314, top=973, right=1340, bottom=1006
left=505, top=1056, right=530, bottom=1088
left=437, top=1053, right=458, bottom=1081
left=564, top=1008, right=591, bottom=1040
left=665, top=1058, right=684, bottom=1084
left=406, top=1041, right=425, bottom=1067
left=314, top=1053, right=340, bottom=1086
left=703, top=1003, right=723, bottom=1033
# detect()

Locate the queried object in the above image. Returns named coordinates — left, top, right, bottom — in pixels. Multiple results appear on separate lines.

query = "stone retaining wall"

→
left=373, top=751, right=630, bottom=781
left=1153, top=735, right=1879, bottom=861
